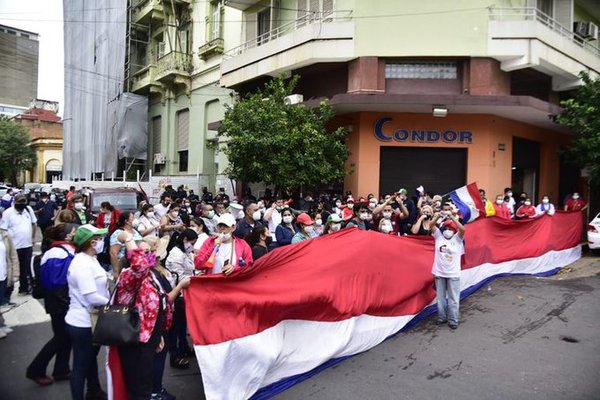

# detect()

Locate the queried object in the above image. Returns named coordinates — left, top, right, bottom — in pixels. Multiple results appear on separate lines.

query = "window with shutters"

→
left=177, top=109, right=190, bottom=172
left=152, top=116, right=162, bottom=155
left=208, top=1, right=224, bottom=41
left=297, top=0, right=334, bottom=26
left=257, top=8, right=271, bottom=45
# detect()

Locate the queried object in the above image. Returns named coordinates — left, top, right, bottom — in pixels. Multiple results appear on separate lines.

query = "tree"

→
left=217, top=75, right=349, bottom=194
left=0, top=119, right=36, bottom=186
left=554, top=72, right=600, bottom=187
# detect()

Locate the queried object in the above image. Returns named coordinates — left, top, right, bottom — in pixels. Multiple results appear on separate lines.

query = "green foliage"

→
left=217, top=75, right=349, bottom=193
left=554, top=72, right=600, bottom=187
left=0, top=119, right=36, bottom=185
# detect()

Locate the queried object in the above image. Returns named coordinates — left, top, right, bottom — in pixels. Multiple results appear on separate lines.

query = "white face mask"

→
left=381, top=224, right=392, bottom=234
left=507, top=192, right=513, bottom=197
left=496, top=199, right=503, bottom=205
left=207, top=210, right=215, bottom=219
left=369, top=202, right=377, bottom=209
left=335, top=202, right=342, bottom=208
left=282, top=215, right=293, bottom=224
left=347, top=203, right=354, bottom=209
left=359, top=213, right=368, bottom=220
left=93, top=239, right=104, bottom=254
left=382, top=211, right=392, bottom=219
left=542, top=198, right=549, bottom=204
left=74, top=202, right=84, bottom=211
left=315, top=219, right=323, bottom=227
left=524, top=201, right=531, bottom=206
left=146, top=211, right=155, bottom=219
left=573, top=194, right=580, bottom=200
left=218, top=232, right=232, bottom=242
left=170, top=211, right=179, bottom=219
left=443, top=230, right=454, bottom=240
left=331, top=223, right=341, bottom=232
left=305, top=225, right=315, bottom=235
left=252, top=210, right=262, bottom=221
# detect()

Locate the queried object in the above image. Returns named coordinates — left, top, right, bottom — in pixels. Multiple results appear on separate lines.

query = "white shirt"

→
left=432, top=230, right=464, bottom=278
left=65, top=252, right=109, bottom=328
left=0, top=239, right=7, bottom=281
left=137, top=215, right=160, bottom=237
left=506, top=197, right=516, bottom=215
left=194, top=232, right=209, bottom=252
left=535, top=202, right=556, bottom=216
left=213, top=242, right=235, bottom=274
left=165, top=247, right=196, bottom=280
left=266, top=209, right=282, bottom=241
left=153, top=203, right=169, bottom=218
left=0, top=206, right=37, bottom=249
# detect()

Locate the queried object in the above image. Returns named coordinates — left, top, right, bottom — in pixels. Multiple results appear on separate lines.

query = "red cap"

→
left=442, top=220, right=458, bottom=232
left=296, top=213, right=314, bottom=226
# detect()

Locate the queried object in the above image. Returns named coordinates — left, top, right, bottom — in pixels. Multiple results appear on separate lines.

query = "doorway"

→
left=511, top=137, right=541, bottom=202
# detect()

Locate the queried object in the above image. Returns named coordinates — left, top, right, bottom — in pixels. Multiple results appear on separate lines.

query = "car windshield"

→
left=92, top=192, right=138, bottom=213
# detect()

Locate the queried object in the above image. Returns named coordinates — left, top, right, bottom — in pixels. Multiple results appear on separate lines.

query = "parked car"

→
left=86, top=187, right=147, bottom=215
left=588, top=212, right=600, bottom=253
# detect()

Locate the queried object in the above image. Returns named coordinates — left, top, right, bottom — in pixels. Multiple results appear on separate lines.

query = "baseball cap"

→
left=216, top=213, right=237, bottom=227
left=327, top=214, right=343, bottom=224
left=296, top=213, right=314, bottom=226
left=441, top=220, right=458, bottom=232
left=73, top=224, right=107, bottom=247
left=397, top=188, right=408, bottom=195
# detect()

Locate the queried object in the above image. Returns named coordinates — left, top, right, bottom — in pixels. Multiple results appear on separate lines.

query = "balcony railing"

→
left=155, top=51, right=193, bottom=81
left=489, top=7, right=600, bottom=57
left=130, top=64, right=157, bottom=93
left=223, top=9, right=353, bottom=59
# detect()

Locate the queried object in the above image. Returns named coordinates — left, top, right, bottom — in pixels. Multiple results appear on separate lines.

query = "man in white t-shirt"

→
left=0, top=194, right=37, bottom=294
left=262, top=197, right=284, bottom=247
left=430, top=213, right=465, bottom=329
left=153, top=194, right=172, bottom=219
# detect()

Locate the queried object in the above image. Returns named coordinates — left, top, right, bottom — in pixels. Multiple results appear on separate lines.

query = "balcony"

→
left=221, top=10, right=354, bottom=87
left=130, top=64, right=158, bottom=94
left=131, top=0, right=165, bottom=25
left=222, top=0, right=260, bottom=11
left=198, top=38, right=225, bottom=60
left=488, top=7, right=600, bottom=90
left=155, top=51, right=193, bottom=93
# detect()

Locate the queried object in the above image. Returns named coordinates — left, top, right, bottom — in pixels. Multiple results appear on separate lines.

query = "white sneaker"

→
left=0, top=326, right=13, bottom=334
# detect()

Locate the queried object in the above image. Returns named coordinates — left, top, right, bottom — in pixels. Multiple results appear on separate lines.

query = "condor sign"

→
left=374, top=117, right=473, bottom=144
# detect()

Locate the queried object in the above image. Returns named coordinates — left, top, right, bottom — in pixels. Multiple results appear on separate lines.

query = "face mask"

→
left=283, top=216, right=293, bottom=224
left=170, top=211, right=179, bottom=219
left=496, top=199, right=503, bottom=205
left=252, top=210, right=262, bottom=221
left=276, top=206, right=284, bottom=212
left=315, top=219, right=323, bottom=227
left=331, top=223, right=341, bottom=232
left=359, top=213, right=368, bottom=220
left=218, top=232, right=232, bottom=242
left=14, top=203, right=26, bottom=211
left=382, top=211, right=392, bottom=219
left=369, top=202, right=377, bottom=209
left=381, top=224, right=392, bottom=234
left=50, top=194, right=56, bottom=201
left=542, top=198, right=549, bottom=204
left=146, top=211, right=155, bottom=218
left=366, top=214, right=373, bottom=221
left=524, top=201, right=531, bottom=206
left=335, top=202, right=342, bottom=208
left=146, top=252, right=157, bottom=266
left=265, top=236, right=273, bottom=246
left=93, top=239, right=105, bottom=254
left=305, top=226, right=315, bottom=235
left=184, top=242, right=194, bottom=253
left=347, top=203, right=354, bottom=209
left=507, top=192, right=513, bottom=197
left=42, top=198, right=49, bottom=203
left=573, top=194, right=580, bottom=200
left=443, top=230, right=454, bottom=240
left=207, top=211, right=215, bottom=219
left=74, top=202, right=84, bottom=211
left=184, top=203, right=191, bottom=208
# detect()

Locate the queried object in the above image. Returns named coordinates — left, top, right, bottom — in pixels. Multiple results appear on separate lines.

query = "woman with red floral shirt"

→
left=115, top=232, right=190, bottom=400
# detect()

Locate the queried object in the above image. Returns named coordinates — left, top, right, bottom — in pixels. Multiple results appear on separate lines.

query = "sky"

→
left=0, top=0, right=64, bottom=115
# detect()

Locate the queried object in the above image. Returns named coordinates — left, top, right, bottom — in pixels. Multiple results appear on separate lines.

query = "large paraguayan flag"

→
left=449, top=182, right=486, bottom=223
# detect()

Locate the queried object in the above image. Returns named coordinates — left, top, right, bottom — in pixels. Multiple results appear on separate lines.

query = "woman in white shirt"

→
left=190, top=217, right=209, bottom=252
left=536, top=195, right=556, bottom=216
left=136, top=204, right=161, bottom=237
left=164, top=229, right=198, bottom=369
left=65, top=224, right=110, bottom=400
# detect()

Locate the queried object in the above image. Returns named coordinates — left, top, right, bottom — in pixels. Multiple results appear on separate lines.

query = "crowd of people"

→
left=0, top=183, right=589, bottom=400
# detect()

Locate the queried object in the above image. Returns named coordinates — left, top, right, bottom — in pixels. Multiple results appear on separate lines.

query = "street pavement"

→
left=0, top=252, right=598, bottom=400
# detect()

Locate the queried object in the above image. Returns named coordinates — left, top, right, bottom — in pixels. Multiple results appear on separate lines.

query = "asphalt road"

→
left=0, top=255, right=598, bottom=400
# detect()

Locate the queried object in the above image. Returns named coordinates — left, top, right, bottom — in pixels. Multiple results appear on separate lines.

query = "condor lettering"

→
left=374, top=117, right=473, bottom=144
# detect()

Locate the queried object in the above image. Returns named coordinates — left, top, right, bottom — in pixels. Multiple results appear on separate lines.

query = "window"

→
left=179, top=151, right=189, bottom=172
left=177, top=110, right=189, bottom=172
left=536, top=0, right=553, bottom=18
left=298, top=0, right=334, bottom=25
left=152, top=116, right=162, bottom=155
left=257, top=8, right=271, bottom=45
left=385, top=62, right=457, bottom=79
left=209, top=1, right=224, bottom=41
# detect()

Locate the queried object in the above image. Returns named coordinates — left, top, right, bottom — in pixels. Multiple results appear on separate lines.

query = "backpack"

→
left=31, top=246, right=74, bottom=299
left=31, top=254, right=45, bottom=299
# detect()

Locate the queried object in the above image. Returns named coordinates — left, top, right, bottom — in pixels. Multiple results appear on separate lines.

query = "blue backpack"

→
left=40, top=245, right=75, bottom=291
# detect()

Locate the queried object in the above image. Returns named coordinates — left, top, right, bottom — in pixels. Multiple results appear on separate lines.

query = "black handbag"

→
left=92, top=281, right=140, bottom=346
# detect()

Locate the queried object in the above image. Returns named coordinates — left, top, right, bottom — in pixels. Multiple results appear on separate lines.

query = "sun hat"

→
left=216, top=213, right=237, bottom=227
left=73, top=224, right=107, bottom=247
left=296, top=213, right=314, bottom=226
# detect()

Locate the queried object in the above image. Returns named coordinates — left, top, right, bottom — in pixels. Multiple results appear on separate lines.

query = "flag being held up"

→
left=448, top=182, right=486, bottom=223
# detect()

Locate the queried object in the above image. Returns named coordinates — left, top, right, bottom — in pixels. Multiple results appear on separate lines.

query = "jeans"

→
left=153, top=335, right=168, bottom=393
left=119, top=329, right=161, bottom=400
left=27, top=312, right=72, bottom=377
left=17, top=246, right=33, bottom=293
left=66, top=324, right=102, bottom=400
left=435, top=276, right=461, bottom=325
left=168, top=297, right=189, bottom=360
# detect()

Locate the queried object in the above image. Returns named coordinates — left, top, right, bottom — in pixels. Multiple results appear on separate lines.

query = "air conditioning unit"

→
left=574, top=21, right=598, bottom=39
left=284, top=94, right=304, bottom=105
left=153, top=153, right=166, bottom=164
